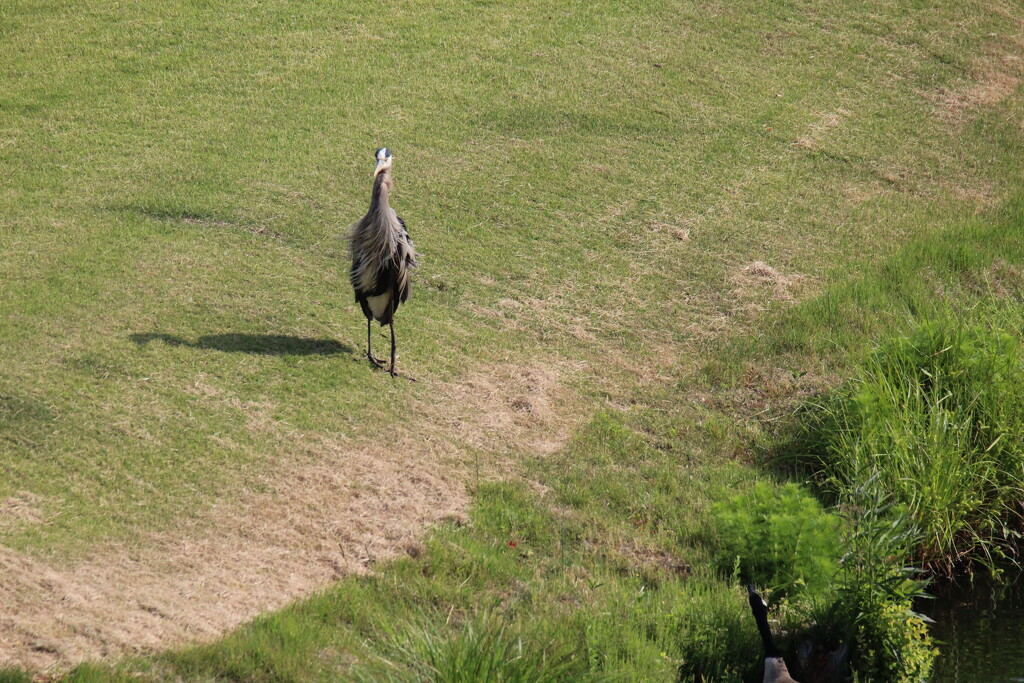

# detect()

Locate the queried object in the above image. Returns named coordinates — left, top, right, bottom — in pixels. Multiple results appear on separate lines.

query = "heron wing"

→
left=349, top=210, right=416, bottom=323
left=395, top=217, right=416, bottom=304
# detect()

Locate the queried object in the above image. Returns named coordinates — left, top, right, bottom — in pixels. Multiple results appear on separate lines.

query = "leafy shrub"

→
left=850, top=599, right=936, bottom=682
left=711, top=481, right=843, bottom=593
left=832, top=473, right=937, bottom=682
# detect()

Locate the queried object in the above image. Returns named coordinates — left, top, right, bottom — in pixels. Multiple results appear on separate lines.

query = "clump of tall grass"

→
left=0, top=671, right=32, bottom=683
left=803, top=319, right=1024, bottom=575
left=668, top=579, right=762, bottom=682
left=351, top=613, right=592, bottom=682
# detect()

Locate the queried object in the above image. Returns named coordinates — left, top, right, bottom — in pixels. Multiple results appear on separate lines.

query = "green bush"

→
left=711, top=475, right=939, bottom=682
left=711, top=481, right=843, bottom=594
left=850, top=600, right=936, bottom=683
left=832, top=474, right=936, bottom=682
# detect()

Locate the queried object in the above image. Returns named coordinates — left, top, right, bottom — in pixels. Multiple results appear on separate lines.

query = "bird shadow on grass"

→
left=130, top=333, right=352, bottom=356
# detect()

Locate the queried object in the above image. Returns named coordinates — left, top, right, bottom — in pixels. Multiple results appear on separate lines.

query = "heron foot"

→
left=388, top=367, right=417, bottom=382
left=367, top=353, right=387, bottom=369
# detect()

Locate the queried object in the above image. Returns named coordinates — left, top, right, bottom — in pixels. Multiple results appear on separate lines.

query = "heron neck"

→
left=369, top=171, right=393, bottom=216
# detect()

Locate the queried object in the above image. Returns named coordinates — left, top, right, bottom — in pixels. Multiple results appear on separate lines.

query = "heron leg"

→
left=388, top=322, right=397, bottom=378
left=366, top=318, right=385, bottom=368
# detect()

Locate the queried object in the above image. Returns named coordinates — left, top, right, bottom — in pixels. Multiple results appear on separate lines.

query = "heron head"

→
left=373, top=147, right=394, bottom=177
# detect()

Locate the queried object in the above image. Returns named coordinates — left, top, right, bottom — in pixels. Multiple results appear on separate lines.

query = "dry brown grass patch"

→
left=715, top=364, right=836, bottom=429
left=932, top=34, right=1023, bottom=126
left=417, top=362, right=580, bottom=461
left=612, top=538, right=691, bottom=582
left=733, top=261, right=809, bottom=306
left=963, top=258, right=1024, bottom=299
left=649, top=220, right=693, bottom=241
left=792, top=108, right=850, bottom=152
left=0, top=492, right=46, bottom=529
left=0, top=430, right=468, bottom=672
left=0, top=360, right=585, bottom=672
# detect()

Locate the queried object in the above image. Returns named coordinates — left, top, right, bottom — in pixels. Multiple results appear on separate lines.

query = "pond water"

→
left=925, top=574, right=1024, bottom=682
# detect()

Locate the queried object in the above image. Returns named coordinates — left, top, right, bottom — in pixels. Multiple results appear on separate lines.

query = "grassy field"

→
left=2, top=0, right=1022, bottom=679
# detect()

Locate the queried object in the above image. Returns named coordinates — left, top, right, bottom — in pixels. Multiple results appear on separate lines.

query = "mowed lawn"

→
left=1, top=0, right=1022, bottom=676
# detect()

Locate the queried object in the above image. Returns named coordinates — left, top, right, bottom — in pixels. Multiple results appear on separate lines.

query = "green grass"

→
left=2, top=0, right=1018, bottom=552
left=2, top=0, right=1024, bottom=679
left=4, top=0, right=1019, bottom=548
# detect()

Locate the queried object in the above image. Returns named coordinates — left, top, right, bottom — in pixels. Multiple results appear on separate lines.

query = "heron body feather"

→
left=366, top=292, right=392, bottom=320
left=349, top=169, right=417, bottom=327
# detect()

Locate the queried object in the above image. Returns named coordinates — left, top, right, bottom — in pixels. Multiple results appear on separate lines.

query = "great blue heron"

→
left=349, top=147, right=418, bottom=377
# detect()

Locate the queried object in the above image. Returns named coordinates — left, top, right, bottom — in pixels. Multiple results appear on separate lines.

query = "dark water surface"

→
left=925, top=574, right=1024, bottom=682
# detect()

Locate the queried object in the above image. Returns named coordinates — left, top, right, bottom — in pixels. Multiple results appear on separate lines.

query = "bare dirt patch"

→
left=0, top=363, right=581, bottom=673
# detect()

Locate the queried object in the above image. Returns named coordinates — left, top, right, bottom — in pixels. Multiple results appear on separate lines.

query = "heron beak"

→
left=373, top=155, right=395, bottom=177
